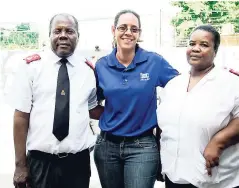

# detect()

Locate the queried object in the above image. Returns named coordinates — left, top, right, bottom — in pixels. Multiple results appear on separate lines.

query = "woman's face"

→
left=112, top=13, right=141, bottom=51
left=186, top=29, right=216, bottom=71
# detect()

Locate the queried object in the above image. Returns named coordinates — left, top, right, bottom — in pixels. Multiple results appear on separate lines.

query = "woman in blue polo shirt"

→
left=94, top=9, right=178, bottom=188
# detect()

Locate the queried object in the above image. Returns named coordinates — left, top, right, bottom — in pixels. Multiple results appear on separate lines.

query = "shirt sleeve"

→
left=88, top=87, right=98, bottom=110
left=9, top=61, right=33, bottom=113
left=231, top=79, right=239, bottom=118
left=94, top=65, right=105, bottom=101
left=156, top=55, right=179, bottom=88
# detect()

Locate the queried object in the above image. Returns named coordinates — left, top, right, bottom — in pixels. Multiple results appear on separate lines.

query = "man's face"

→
left=50, top=15, right=79, bottom=58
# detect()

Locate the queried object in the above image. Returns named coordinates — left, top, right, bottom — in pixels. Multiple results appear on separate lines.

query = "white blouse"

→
left=157, top=67, right=239, bottom=188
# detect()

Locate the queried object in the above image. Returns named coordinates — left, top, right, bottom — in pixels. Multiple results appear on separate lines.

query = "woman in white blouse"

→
left=157, top=25, right=239, bottom=188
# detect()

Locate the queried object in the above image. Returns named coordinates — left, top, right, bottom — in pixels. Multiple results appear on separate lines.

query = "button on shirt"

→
left=12, top=50, right=97, bottom=154
left=95, top=47, right=178, bottom=136
left=157, top=67, right=239, bottom=188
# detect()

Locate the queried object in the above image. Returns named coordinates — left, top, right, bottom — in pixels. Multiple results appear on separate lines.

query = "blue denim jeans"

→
left=94, top=133, right=159, bottom=188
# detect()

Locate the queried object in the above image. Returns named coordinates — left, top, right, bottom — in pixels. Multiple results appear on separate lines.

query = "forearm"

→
left=211, top=118, right=239, bottom=150
left=89, top=105, right=104, bottom=120
left=13, top=110, right=30, bottom=167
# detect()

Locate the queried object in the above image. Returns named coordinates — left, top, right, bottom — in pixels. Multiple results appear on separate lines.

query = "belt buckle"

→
left=57, top=153, right=68, bottom=158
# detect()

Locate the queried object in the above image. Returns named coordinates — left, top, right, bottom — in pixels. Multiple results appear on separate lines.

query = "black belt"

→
left=28, top=149, right=89, bottom=160
left=100, top=129, right=153, bottom=143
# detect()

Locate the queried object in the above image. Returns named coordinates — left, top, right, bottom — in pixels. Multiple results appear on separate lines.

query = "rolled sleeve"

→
left=10, top=62, right=33, bottom=113
left=88, top=88, right=97, bottom=110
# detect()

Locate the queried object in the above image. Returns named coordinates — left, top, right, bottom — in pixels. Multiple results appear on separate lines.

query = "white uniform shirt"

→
left=157, top=67, right=239, bottom=188
left=12, top=50, right=97, bottom=154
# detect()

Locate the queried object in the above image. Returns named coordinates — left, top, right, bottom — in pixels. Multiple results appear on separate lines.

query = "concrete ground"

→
left=0, top=102, right=164, bottom=188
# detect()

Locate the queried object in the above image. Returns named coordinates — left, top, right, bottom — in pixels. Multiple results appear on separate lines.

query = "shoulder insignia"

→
left=24, top=54, right=41, bottom=64
left=229, top=68, right=239, bottom=76
left=85, top=58, right=95, bottom=70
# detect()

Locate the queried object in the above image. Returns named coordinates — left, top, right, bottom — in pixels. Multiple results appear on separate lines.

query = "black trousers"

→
left=27, top=149, right=90, bottom=188
left=165, top=176, right=197, bottom=188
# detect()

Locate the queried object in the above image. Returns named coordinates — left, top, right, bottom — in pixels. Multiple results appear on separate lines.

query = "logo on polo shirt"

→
left=140, top=73, right=150, bottom=81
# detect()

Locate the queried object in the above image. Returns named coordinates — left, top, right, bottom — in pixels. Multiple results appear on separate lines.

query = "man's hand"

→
left=203, top=141, right=223, bottom=176
left=13, top=165, right=30, bottom=188
left=89, top=105, right=104, bottom=120
left=13, top=110, right=30, bottom=188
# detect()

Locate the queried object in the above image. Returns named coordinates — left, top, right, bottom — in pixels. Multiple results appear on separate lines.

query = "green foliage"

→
left=172, top=1, right=239, bottom=39
left=16, top=23, right=30, bottom=31
left=0, top=23, right=39, bottom=49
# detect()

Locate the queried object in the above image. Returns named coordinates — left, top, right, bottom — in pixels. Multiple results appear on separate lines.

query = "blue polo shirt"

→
left=95, top=47, right=178, bottom=136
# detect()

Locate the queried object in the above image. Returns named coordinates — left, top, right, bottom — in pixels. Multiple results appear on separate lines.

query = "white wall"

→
left=0, top=53, right=4, bottom=104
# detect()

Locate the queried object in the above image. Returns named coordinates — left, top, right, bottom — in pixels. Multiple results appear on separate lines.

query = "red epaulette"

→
left=229, top=68, right=239, bottom=76
left=24, top=54, right=41, bottom=64
left=85, top=58, right=95, bottom=70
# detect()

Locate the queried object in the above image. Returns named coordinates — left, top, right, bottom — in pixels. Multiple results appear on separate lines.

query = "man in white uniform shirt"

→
left=12, top=13, right=103, bottom=188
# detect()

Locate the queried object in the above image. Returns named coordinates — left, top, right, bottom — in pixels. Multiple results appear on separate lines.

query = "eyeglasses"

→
left=116, top=24, right=141, bottom=33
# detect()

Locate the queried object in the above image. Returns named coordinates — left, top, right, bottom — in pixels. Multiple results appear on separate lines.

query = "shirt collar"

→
left=107, top=46, right=149, bottom=69
left=206, top=65, right=220, bottom=80
left=187, top=65, right=218, bottom=81
left=47, top=49, right=84, bottom=67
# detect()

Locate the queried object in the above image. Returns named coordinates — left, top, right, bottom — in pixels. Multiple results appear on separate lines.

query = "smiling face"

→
left=50, top=15, right=79, bottom=58
left=112, top=13, right=141, bottom=51
left=186, top=29, right=216, bottom=71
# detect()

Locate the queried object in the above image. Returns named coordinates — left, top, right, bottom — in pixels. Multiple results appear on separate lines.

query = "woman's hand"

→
left=203, top=140, right=223, bottom=176
left=204, top=118, right=239, bottom=176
